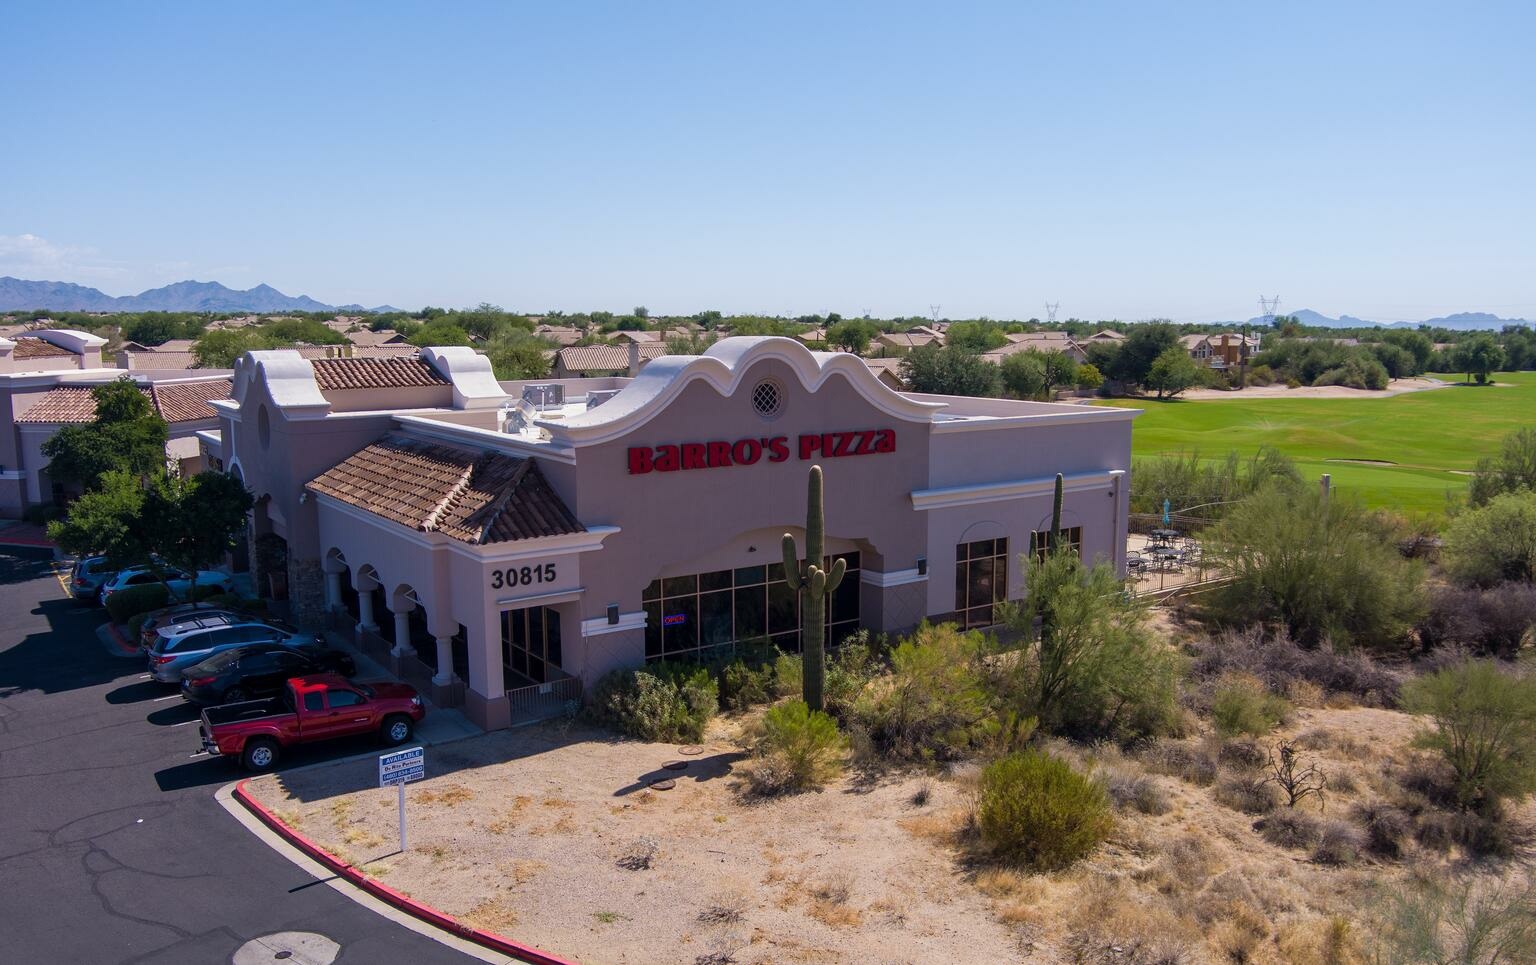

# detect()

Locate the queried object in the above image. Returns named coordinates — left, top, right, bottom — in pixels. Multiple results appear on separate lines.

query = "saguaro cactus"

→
left=1029, top=472, right=1066, bottom=560
left=783, top=465, right=846, bottom=712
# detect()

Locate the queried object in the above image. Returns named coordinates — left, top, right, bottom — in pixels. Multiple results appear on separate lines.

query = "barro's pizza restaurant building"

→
left=213, top=337, right=1136, bottom=730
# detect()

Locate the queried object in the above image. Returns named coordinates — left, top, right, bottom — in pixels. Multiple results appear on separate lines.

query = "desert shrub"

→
left=1216, top=737, right=1268, bottom=771
left=1129, top=447, right=1298, bottom=518
left=1417, top=583, right=1536, bottom=658
left=1440, top=490, right=1536, bottom=587
left=1102, top=769, right=1172, bottom=815
left=1353, top=802, right=1411, bottom=859
left=1210, top=673, right=1291, bottom=737
left=1371, top=875, right=1536, bottom=963
left=105, top=582, right=170, bottom=622
left=1205, top=485, right=1424, bottom=650
left=849, top=623, right=993, bottom=762
left=1257, top=809, right=1322, bottom=849
left=1141, top=741, right=1219, bottom=786
left=744, top=700, right=845, bottom=795
left=975, top=749, right=1113, bottom=871
left=718, top=659, right=775, bottom=711
left=587, top=662, right=718, bottom=742
left=1312, top=820, right=1365, bottom=865
left=1007, top=550, right=1184, bottom=742
left=1247, top=363, right=1275, bottom=386
left=1214, top=773, right=1281, bottom=815
left=1468, top=426, right=1536, bottom=507
left=772, top=652, right=802, bottom=697
left=1188, top=626, right=1404, bottom=705
left=126, top=611, right=153, bottom=637
left=823, top=634, right=879, bottom=716
left=1400, top=661, right=1536, bottom=813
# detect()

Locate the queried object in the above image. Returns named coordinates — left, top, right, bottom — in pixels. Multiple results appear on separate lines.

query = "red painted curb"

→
left=233, top=781, right=579, bottom=965
left=103, top=622, right=139, bottom=656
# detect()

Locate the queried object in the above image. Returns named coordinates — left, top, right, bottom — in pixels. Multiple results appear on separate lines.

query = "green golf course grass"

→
left=1097, top=371, right=1535, bottom=516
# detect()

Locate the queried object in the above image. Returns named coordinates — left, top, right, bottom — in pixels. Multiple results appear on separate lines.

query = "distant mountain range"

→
left=1238, top=308, right=1531, bottom=331
left=0, top=277, right=398, bottom=314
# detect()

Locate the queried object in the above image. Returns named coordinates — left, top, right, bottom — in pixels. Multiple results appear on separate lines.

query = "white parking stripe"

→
left=170, top=719, right=199, bottom=727
left=152, top=694, right=182, bottom=702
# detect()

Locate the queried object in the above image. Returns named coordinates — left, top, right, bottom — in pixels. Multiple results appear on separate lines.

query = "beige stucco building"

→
left=211, top=336, right=1137, bottom=731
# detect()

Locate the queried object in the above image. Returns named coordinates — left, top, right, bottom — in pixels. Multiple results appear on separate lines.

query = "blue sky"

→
left=3, top=2, right=1532, bottom=321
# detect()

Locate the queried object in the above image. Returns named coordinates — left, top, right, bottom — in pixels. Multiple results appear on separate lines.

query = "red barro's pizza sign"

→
left=628, top=429, right=896, bottom=474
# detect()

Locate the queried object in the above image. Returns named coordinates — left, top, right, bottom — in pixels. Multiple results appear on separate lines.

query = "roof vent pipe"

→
left=627, top=339, right=640, bottom=377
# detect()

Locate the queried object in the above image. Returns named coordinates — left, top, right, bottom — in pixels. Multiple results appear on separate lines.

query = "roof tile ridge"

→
left=467, top=455, right=532, bottom=543
left=417, top=441, right=478, bottom=534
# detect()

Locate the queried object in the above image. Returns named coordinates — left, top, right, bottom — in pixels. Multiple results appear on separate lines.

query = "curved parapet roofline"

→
left=538, top=336, right=947, bottom=446
left=232, top=349, right=330, bottom=412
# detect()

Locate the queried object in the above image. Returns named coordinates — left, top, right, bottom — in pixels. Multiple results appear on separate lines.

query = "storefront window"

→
left=955, top=539, right=1007, bottom=629
left=502, top=606, right=562, bottom=685
left=642, top=552, right=861, bottom=663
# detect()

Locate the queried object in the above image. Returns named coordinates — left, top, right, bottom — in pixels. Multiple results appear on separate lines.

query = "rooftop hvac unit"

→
left=521, top=383, right=565, bottom=410
left=585, top=389, right=623, bottom=410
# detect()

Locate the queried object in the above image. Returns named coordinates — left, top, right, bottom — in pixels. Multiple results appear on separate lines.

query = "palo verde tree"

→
left=782, top=465, right=846, bottom=712
left=41, top=378, right=169, bottom=491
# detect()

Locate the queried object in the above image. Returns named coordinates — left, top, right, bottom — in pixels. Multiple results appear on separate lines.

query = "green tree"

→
left=1382, top=329, right=1434, bottom=373
left=41, top=379, right=169, bottom=491
left=194, top=329, right=271, bottom=368
left=999, top=351, right=1048, bottom=399
left=485, top=332, right=553, bottom=380
left=1454, top=333, right=1506, bottom=384
left=120, top=313, right=198, bottom=346
left=1039, top=350, right=1079, bottom=393
left=259, top=317, right=347, bottom=346
left=1401, top=661, right=1536, bottom=813
left=825, top=319, right=877, bottom=354
left=944, top=321, right=1008, bottom=353
left=899, top=344, right=1001, bottom=397
left=1207, top=483, right=1424, bottom=649
left=47, top=470, right=153, bottom=566
left=1469, top=428, right=1536, bottom=507
left=1144, top=346, right=1201, bottom=398
left=1440, top=490, right=1536, bottom=587
left=1075, top=362, right=1104, bottom=390
left=1106, top=322, right=1178, bottom=385
left=408, top=321, right=474, bottom=347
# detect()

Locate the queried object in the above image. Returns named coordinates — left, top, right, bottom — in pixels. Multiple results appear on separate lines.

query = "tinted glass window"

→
left=328, top=690, right=364, bottom=708
left=241, top=653, right=279, bottom=673
left=303, top=692, right=324, bottom=711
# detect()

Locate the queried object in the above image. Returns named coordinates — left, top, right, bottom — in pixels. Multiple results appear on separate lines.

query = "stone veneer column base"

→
left=287, top=557, right=327, bottom=630
left=463, top=689, right=511, bottom=731
left=431, top=679, right=466, bottom=709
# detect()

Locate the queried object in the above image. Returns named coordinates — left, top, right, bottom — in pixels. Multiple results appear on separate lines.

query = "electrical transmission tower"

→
left=1044, top=302, right=1060, bottom=325
left=1258, top=295, right=1281, bottom=327
left=929, top=304, right=942, bottom=324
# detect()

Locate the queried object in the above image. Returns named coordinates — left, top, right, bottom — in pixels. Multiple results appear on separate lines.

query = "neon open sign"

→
left=627, top=430, right=896, bottom=475
left=662, top=613, right=687, bottom=626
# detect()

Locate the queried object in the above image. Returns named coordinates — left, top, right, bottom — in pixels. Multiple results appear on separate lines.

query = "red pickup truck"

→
left=199, top=674, right=425, bottom=771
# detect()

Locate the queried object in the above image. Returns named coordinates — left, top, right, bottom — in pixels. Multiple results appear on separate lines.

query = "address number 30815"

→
left=491, top=563, right=556, bottom=590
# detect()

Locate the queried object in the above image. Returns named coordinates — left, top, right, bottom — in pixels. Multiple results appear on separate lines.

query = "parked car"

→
left=99, top=566, right=233, bottom=606
left=67, top=556, right=117, bottom=604
left=179, top=643, right=357, bottom=706
left=148, top=620, right=322, bottom=683
left=199, top=674, right=424, bottom=771
left=138, top=604, right=291, bottom=651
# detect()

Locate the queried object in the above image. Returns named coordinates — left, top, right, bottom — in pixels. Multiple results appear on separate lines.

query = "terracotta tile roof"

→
left=118, top=351, right=201, bottom=370
left=294, top=344, right=420, bottom=360
left=147, top=380, right=233, bottom=422
left=306, top=434, right=584, bottom=545
left=309, top=357, right=448, bottom=391
left=16, top=379, right=231, bottom=424
left=15, top=386, right=99, bottom=423
left=555, top=343, right=666, bottom=372
left=11, top=337, right=76, bottom=359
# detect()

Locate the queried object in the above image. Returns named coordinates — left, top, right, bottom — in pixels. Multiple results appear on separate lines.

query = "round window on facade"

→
left=257, top=404, right=271, bottom=450
left=751, top=379, right=783, bottom=419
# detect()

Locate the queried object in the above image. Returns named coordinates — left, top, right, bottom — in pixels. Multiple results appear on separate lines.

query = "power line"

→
left=1258, top=295, right=1281, bottom=327
left=1044, top=301, right=1060, bottom=325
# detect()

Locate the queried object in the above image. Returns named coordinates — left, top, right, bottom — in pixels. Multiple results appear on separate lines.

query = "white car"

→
left=98, top=566, right=233, bottom=605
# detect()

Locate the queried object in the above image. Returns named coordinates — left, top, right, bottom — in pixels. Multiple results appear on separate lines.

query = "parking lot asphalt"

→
left=0, top=550, right=479, bottom=964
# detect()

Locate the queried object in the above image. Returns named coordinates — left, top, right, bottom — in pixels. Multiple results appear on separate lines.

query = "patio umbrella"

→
left=1162, top=499, right=1171, bottom=527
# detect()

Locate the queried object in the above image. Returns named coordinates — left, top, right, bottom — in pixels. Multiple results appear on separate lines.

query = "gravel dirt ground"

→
left=248, top=715, right=1027, bottom=965
left=1175, top=376, right=1452, bottom=401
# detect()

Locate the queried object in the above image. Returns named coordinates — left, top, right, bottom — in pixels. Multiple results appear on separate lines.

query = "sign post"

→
left=378, top=746, right=425, bottom=853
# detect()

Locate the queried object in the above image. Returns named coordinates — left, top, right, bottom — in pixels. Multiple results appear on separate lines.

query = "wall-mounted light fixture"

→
left=916, top=556, right=927, bottom=576
left=606, top=603, right=620, bottom=625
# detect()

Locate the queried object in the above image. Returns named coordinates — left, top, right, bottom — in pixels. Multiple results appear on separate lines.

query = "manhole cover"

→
left=678, top=745, right=704, bottom=756
left=649, top=778, right=677, bottom=791
left=662, top=760, right=688, bottom=771
left=233, top=932, right=339, bottom=965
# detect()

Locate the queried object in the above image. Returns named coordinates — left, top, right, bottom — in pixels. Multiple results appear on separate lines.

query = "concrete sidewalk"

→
left=321, top=628, right=482, bottom=746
